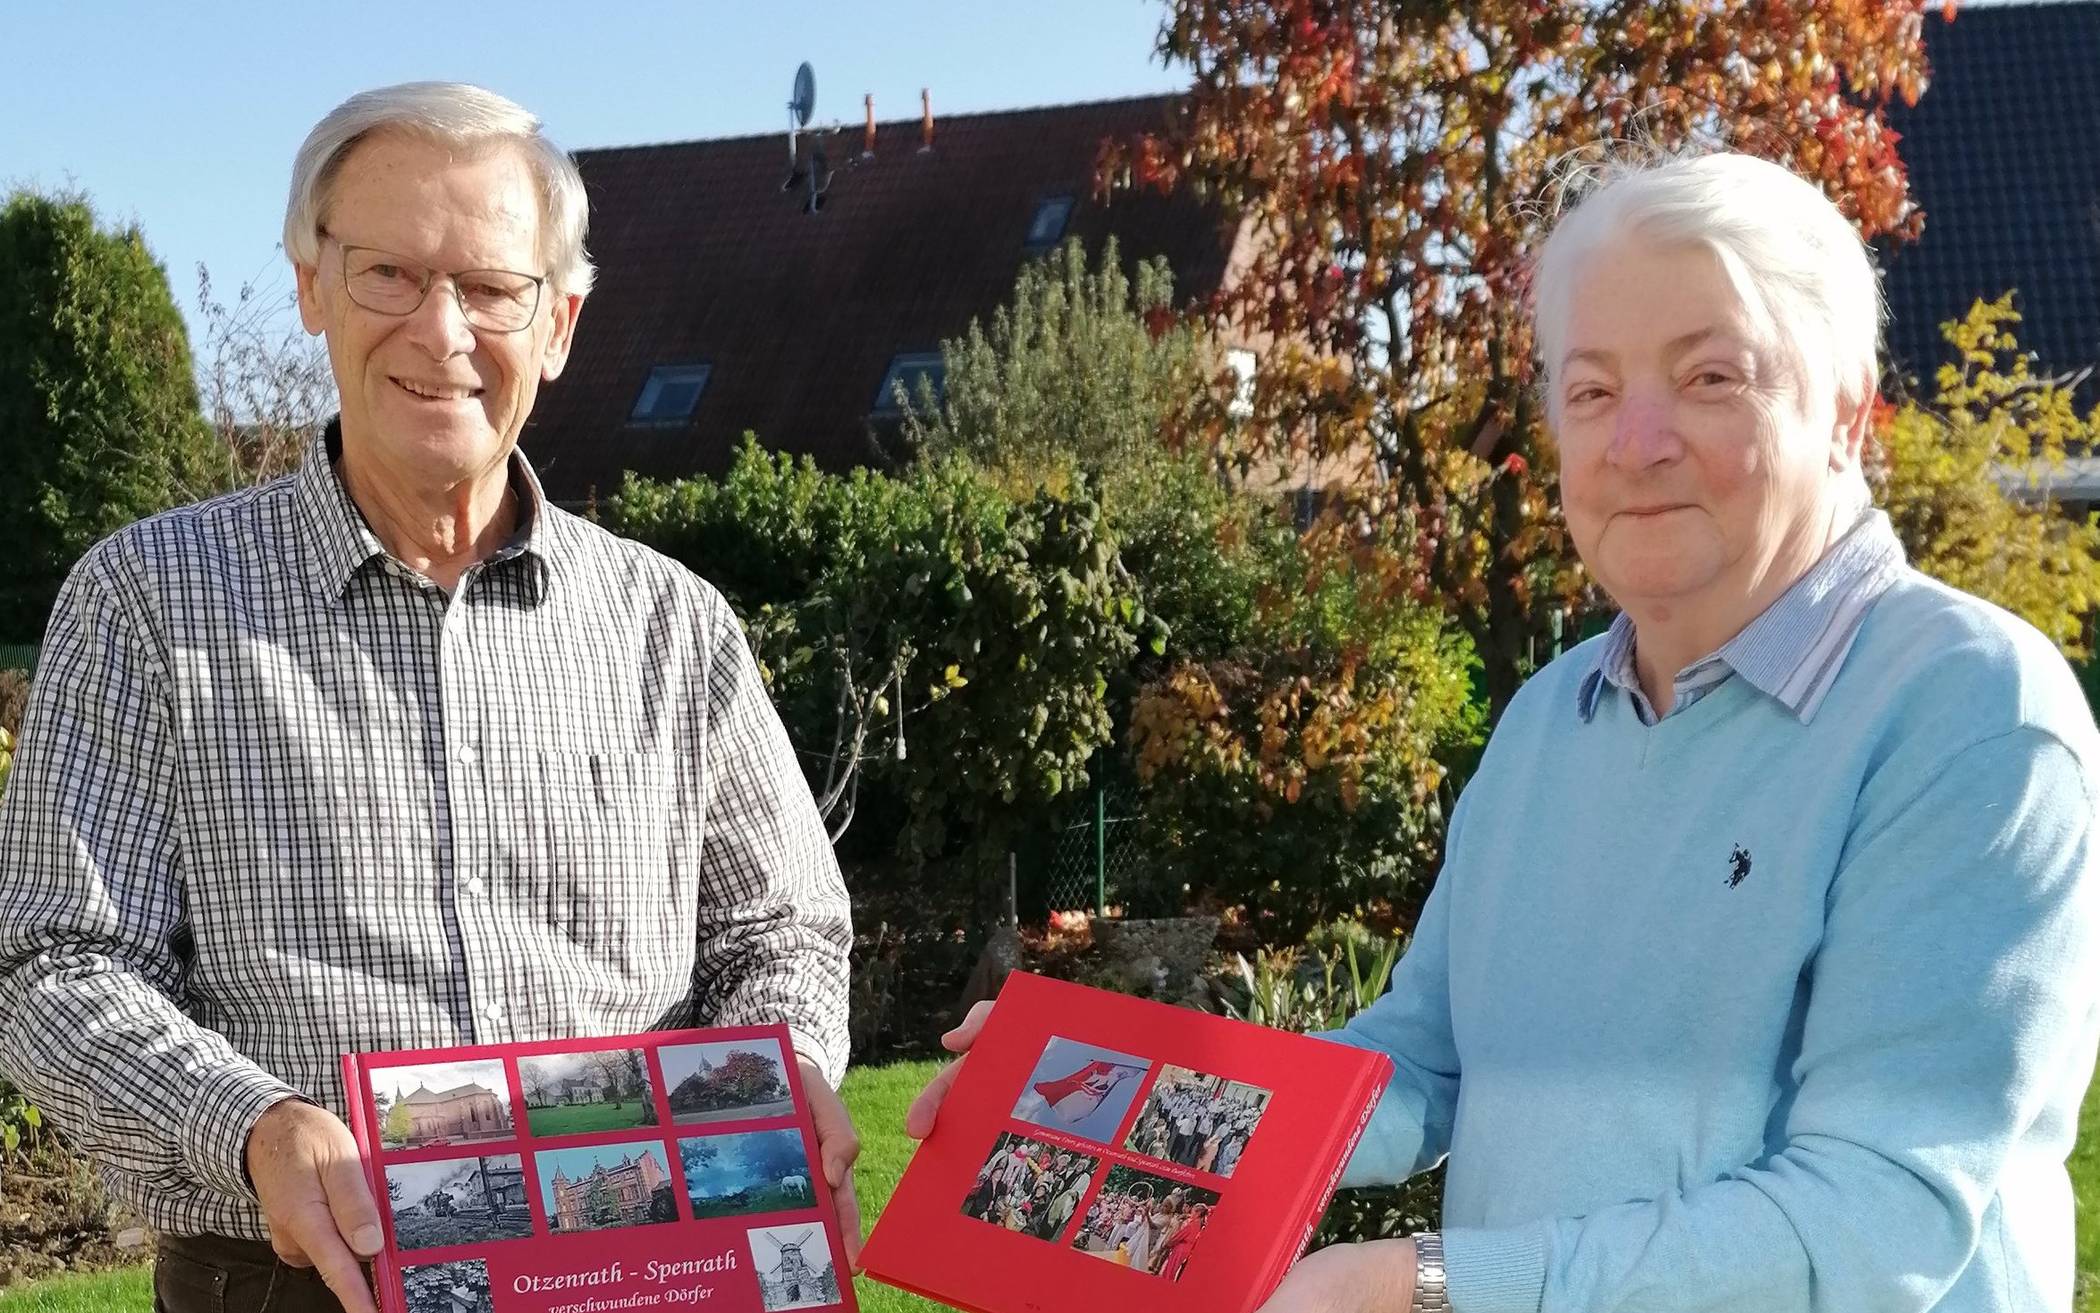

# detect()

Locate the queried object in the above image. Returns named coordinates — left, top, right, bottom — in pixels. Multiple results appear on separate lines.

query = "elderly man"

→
left=910, top=150, right=2099, bottom=1312
left=0, top=83, right=857, bottom=1313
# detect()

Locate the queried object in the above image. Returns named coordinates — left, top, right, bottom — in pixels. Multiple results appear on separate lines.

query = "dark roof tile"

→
left=520, top=94, right=1237, bottom=503
left=1881, top=2, right=2100, bottom=398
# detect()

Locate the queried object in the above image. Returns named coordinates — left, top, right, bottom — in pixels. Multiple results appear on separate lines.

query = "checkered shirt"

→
left=0, top=430, right=852, bottom=1240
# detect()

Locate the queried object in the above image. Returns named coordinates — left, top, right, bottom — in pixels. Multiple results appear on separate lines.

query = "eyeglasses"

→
left=322, top=229, right=546, bottom=333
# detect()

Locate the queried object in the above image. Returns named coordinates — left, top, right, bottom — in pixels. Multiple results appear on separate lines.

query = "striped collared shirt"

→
left=1578, top=509, right=1909, bottom=726
left=0, top=430, right=851, bottom=1241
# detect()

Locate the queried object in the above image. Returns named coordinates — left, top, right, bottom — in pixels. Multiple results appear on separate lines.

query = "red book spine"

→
left=340, top=1053, right=400, bottom=1313
left=1254, top=1056, right=1389, bottom=1306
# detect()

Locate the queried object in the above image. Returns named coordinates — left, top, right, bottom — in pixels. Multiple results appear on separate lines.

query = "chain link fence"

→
left=1034, top=783, right=1145, bottom=914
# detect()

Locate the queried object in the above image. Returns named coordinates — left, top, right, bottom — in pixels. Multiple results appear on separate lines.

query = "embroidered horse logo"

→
left=1727, top=844, right=1753, bottom=889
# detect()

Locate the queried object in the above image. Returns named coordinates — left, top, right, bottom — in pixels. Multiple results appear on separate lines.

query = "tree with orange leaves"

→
left=1105, top=0, right=1946, bottom=709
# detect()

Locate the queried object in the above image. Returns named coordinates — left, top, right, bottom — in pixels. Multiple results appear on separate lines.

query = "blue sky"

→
left=0, top=1, right=1184, bottom=346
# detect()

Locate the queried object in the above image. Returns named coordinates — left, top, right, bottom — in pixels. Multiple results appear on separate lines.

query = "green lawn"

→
left=688, top=1182, right=820, bottom=1222
left=0, top=1268, right=148, bottom=1313
left=835, top=1061, right=947, bottom=1313
left=3, top=1060, right=2091, bottom=1313
left=524, top=1100, right=652, bottom=1137
left=2076, top=1070, right=2099, bottom=1313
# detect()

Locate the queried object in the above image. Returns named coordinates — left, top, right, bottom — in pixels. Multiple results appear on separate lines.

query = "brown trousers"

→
left=152, top=1233, right=353, bottom=1313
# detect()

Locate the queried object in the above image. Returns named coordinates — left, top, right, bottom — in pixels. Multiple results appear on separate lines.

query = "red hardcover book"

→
left=858, top=972, right=1392, bottom=1313
left=342, top=1024, right=856, bottom=1313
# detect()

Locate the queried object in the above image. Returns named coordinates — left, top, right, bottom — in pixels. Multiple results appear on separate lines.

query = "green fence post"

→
left=1094, top=784, right=1108, bottom=917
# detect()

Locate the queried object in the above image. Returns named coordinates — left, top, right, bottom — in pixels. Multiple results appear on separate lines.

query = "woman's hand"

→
left=1254, top=1238, right=1418, bottom=1313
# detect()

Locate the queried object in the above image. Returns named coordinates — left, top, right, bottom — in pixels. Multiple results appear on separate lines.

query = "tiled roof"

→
left=520, top=94, right=1239, bottom=504
left=403, top=1082, right=494, bottom=1103
left=1880, top=2, right=2100, bottom=397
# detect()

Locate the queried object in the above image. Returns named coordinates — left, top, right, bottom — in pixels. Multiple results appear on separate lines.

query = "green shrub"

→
left=608, top=443, right=1157, bottom=865
left=903, top=238, right=1203, bottom=492
left=0, top=667, right=27, bottom=736
left=0, top=668, right=24, bottom=798
left=1130, top=531, right=1484, bottom=938
left=1874, top=296, right=2100, bottom=659
left=0, top=1078, right=45, bottom=1160
left=0, top=190, right=221, bottom=637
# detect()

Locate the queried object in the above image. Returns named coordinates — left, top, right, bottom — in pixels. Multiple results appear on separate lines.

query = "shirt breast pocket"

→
left=493, top=750, right=682, bottom=955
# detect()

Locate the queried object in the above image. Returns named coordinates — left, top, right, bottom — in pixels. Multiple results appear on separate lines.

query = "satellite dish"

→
left=782, top=61, right=831, bottom=212
left=790, top=62, right=816, bottom=128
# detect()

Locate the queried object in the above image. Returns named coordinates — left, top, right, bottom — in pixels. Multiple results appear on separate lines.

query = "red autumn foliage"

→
left=1103, top=0, right=1948, bottom=707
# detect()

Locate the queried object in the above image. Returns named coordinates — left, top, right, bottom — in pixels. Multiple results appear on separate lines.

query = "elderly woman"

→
left=910, top=151, right=2099, bottom=1312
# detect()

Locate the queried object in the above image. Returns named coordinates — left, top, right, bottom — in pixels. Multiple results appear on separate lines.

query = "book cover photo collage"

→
left=359, top=1034, right=843, bottom=1313
left=957, top=1035, right=1276, bottom=1284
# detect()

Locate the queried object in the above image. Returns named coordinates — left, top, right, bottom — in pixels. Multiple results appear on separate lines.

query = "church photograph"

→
left=371, top=1059, right=516, bottom=1151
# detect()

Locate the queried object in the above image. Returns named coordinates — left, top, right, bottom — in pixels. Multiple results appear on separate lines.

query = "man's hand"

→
left=903, top=1001, right=993, bottom=1141
left=1255, top=1238, right=1418, bottom=1313
left=797, top=1055, right=863, bottom=1272
left=244, top=1098, right=383, bottom=1313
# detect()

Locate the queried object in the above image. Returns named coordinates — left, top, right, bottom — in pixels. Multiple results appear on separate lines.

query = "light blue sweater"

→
left=1327, top=570, right=2100, bottom=1312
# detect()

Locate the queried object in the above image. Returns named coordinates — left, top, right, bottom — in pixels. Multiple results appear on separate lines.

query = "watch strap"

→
left=1411, top=1230, right=1449, bottom=1312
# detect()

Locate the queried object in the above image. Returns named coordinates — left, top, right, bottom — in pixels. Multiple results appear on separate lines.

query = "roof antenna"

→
left=781, top=62, right=830, bottom=212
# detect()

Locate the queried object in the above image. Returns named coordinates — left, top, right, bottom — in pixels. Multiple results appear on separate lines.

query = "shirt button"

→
left=466, top=876, right=487, bottom=897
left=483, top=1002, right=504, bottom=1023
left=455, top=746, right=479, bottom=768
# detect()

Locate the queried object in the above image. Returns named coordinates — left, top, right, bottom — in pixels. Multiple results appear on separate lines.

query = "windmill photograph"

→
left=746, top=1223, right=841, bottom=1311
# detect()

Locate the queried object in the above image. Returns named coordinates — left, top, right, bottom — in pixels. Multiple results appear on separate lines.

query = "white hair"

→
left=284, top=81, right=595, bottom=297
left=1532, top=151, right=1883, bottom=424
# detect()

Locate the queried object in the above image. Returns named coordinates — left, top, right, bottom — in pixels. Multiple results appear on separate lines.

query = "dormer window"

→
left=629, top=364, right=711, bottom=425
left=1024, top=196, right=1076, bottom=250
left=872, top=353, right=946, bottom=415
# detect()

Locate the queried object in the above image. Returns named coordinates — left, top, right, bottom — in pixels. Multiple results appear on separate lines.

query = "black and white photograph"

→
left=370, top=1060, right=514, bottom=1151
left=1122, top=1063, right=1272, bottom=1177
left=958, top=1131, right=1099, bottom=1242
left=660, top=1037, right=796, bottom=1125
left=519, top=1048, right=657, bottom=1138
left=400, top=1259, right=494, bottom=1313
left=1069, top=1164, right=1219, bottom=1282
left=748, top=1223, right=842, bottom=1311
left=383, top=1155, right=533, bottom=1252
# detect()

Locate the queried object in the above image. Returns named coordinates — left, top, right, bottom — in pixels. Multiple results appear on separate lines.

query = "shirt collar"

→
left=1577, top=508, right=1907, bottom=724
left=293, top=415, right=554, bottom=604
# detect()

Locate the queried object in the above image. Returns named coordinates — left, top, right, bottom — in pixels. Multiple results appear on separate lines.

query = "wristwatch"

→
left=1411, top=1231, right=1449, bottom=1312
